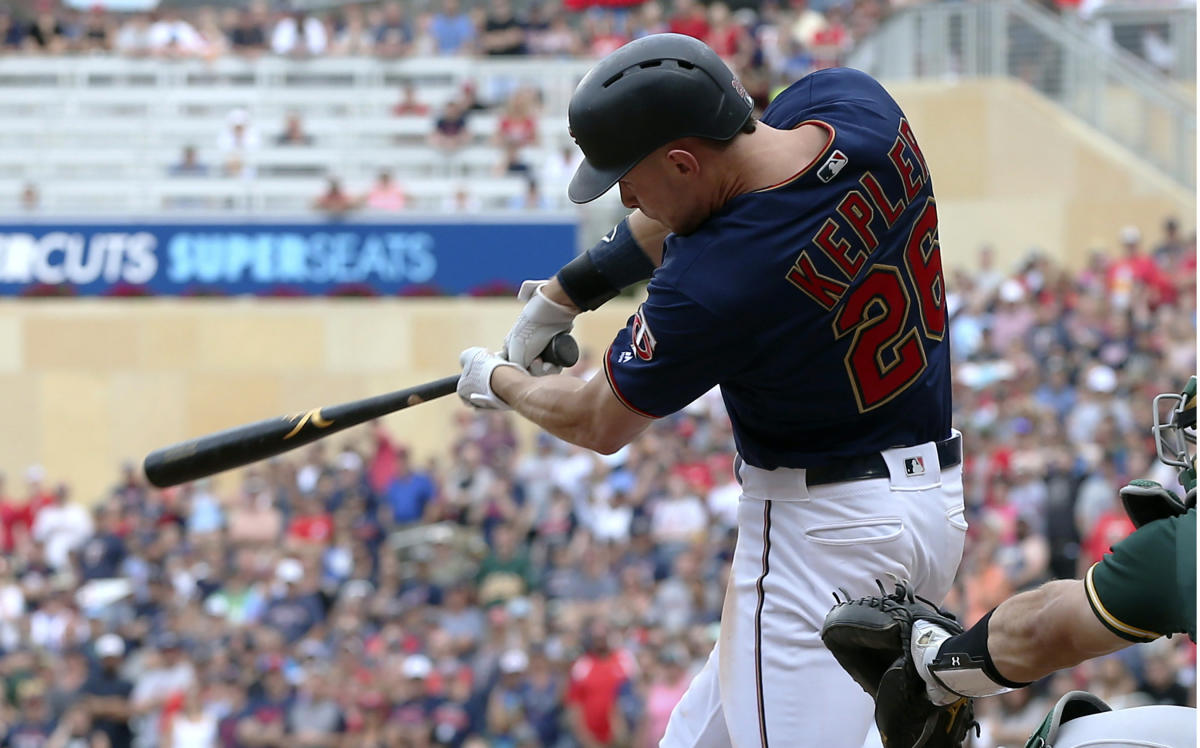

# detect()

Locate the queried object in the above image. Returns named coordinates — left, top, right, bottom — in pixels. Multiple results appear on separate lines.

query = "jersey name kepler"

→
left=783, top=116, right=946, bottom=413
left=785, top=117, right=932, bottom=312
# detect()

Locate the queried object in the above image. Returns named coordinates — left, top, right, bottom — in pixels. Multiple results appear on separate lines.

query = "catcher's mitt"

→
left=820, top=579, right=978, bottom=748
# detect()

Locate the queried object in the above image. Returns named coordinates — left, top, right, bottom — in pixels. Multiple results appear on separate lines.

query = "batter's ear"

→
left=664, top=148, right=701, bottom=177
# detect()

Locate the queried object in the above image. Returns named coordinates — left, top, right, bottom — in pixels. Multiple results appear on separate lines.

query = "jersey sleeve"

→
left=1083, top=514, right=1188, bottom=643
left=604, top=282, right=745, bottom=419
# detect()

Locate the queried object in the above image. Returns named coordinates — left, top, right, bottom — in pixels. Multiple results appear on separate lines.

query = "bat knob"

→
left=541, top=333, right=580, bottom=369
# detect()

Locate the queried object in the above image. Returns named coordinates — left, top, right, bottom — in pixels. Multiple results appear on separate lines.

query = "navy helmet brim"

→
left=568, top=154, right=637, bottom=205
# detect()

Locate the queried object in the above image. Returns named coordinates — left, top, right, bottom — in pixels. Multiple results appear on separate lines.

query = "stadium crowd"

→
left=0, top=218, right=1191, bottom=747
left=0, top=0, right=871, bottom=76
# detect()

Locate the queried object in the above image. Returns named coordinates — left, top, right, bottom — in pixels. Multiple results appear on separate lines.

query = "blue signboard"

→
left=0, top=220, right=577, bottom=296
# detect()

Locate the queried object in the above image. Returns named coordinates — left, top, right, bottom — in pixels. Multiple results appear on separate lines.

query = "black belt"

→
left=803, top=434, right=962, bottom=487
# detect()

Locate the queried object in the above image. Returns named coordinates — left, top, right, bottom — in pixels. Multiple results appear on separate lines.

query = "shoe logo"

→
left=904, top=456, right=925, bottom=476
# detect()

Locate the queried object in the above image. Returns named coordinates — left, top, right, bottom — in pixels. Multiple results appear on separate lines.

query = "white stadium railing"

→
left=0, top=56, right=628, bottom=222
left=847, top=0, right=1197, bottom=190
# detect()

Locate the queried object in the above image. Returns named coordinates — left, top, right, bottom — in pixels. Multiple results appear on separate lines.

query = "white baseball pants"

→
left=660, top=435, right=967, bottom=748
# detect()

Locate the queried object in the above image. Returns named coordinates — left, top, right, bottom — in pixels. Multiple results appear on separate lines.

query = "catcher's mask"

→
left=1153, top=375, right=1196, bottom=493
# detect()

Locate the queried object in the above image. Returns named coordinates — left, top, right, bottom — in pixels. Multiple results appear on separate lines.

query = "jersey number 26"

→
left=832, top=198, right=944, bottom=413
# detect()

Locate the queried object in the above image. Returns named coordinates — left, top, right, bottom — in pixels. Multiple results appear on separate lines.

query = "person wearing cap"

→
left=390, top=654, right=440, bottom=743
left=486, top=649, right=530, bottom=740
left=459, top=33, right=963, bottom=746
left=261, top=557, right=322, bottom=641
left=82, top=633, right=135, bottom=748
left=515, top=646, right=565, bottom=747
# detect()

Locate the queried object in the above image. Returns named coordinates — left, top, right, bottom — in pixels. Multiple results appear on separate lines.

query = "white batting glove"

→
left=504, top=280, right=578, bottom=376
left=458, top=347, right=525, bottom=410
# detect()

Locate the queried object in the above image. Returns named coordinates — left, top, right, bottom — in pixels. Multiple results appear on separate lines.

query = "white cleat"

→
left=911, top=619, right=962, bottom=706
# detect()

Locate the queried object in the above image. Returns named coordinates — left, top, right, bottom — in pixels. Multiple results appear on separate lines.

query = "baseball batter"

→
left=457, top=35, right=966, bottom=747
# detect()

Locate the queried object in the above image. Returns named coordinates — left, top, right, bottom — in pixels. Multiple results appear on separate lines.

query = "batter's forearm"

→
left=540, top=277, right=582, bottom=310
left=985, top=580, right=1128, bottom=682
left=491, top=367, right=621, bottom=453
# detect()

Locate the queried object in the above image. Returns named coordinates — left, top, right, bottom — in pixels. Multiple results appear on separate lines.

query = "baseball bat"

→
left=143, top=333, right=579, bottom=488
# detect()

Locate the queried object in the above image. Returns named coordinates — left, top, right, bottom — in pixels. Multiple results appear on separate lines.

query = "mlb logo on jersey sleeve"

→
left=630, top=305, right=657, bottom=361
left=817, top=149, right=849, bottom=183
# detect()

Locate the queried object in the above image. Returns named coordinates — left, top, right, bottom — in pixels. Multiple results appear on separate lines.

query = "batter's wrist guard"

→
left=557, top=218, right=655, bottom=311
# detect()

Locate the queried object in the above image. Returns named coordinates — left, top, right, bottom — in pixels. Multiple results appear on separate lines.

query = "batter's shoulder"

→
left=763, top=68, right=895, bottom=129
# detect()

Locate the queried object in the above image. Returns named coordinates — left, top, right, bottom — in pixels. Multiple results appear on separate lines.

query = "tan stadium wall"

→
left=0, top=299, right=640, bottom=504
left=886, top=79, right=1194, bottom=271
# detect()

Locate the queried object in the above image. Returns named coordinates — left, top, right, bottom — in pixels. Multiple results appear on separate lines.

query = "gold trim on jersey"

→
left=1084, top=563, right=1162, bottom=641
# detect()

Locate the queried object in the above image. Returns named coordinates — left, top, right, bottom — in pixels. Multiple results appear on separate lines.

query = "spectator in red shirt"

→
left=312, top=177, right=360, bottom=218
left=494, top=87, right=539, bottom=150
left=368, top=423, right=402, bottom=496
left=287, top=494, right=334, bottom=549
left=667, top=0, right=710, bottom=41
left=1080, top=504, right=1135, bottom=571
left=18, top=465, right=56, bottom=534
left=809, top=3, right=849, bottom=68
left=704, top=2, right=745, bottom=62
left=584, top=12, right=627, bottom=59
left=0, top=473, right=22, bottom=552
left=566, top=618, right=634, bottom=746
left=392, top=81, right=430, bottom=116
left=1106, top=225, right=1170, bottom=309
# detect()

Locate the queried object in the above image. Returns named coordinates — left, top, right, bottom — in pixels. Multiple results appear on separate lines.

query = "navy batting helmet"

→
left=567, top=34, right=755, bottom=204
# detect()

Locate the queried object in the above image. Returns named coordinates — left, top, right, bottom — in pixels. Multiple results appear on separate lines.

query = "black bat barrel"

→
left=143, top=333, right=579, bottom=488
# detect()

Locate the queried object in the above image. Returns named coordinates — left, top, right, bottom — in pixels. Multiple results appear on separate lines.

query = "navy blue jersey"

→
left=604, top=68, right=951, bottom=470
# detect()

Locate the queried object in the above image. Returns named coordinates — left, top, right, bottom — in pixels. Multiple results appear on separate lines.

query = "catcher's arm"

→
left=977, top=579, right=1130, bottom=684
